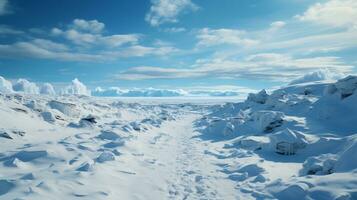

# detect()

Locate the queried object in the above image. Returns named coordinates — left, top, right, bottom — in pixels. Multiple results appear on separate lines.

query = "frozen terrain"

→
left=0, top=76, right=357, bottom=200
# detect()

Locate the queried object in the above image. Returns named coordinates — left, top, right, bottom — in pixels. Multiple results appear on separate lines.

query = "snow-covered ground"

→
left=0, top=76, right=357, bottom=200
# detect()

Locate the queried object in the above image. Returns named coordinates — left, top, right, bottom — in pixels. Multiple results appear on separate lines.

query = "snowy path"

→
left=113, top=111, right=239, bottom=200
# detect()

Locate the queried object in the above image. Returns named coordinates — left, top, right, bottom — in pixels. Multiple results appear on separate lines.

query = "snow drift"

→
left=197, top=75, right=357, bottom=199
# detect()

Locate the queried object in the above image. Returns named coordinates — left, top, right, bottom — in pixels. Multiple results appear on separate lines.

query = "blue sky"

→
left=0, top=0, right=356, bottom=91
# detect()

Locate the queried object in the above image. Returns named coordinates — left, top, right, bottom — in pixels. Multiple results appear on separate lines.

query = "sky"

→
left=0, top=0, right=356, bottom=92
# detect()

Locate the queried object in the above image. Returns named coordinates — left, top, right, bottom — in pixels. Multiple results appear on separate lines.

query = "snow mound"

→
left=13, top=79, right=40, bottom=94
left=76, top=161, right=94, bottom=172
left=97, top=130, right=121, bottom=141
left=0, top=76, right=13, bottom=93
left=289, top=69, right=343, bottom=85
left=206, top=118, right=235, bottom=137
left=61, top=78, right=91, bottom=96
left=103, top=140, right=125, bottom=148
left=4, top=150, right=48, bottom=162
left=251, top=111, right=284, bottom=133
left=0, top=180, right=15, bottom=196
left=69, top=114, right=99, bottom=128
left=40, top=83, right=56, bottom=95
left=21, top=173, right=36, bottom=180
left=325, top=75, right=357, bottom=99
left=41, top=111, right=56, bottom=123
left=300, top=154, right=337, bottom=175
left=269, top=129, right=309, bottom=155
left=48, top=100, right=79, bottom=117
left=335, top=139, right=357, bottom=172
left=95, top=151, right=115, bottom=163
left=274, top=183, right=309, bottom=200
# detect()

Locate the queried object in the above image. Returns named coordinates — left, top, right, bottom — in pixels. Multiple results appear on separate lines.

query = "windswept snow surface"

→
left=0, top=76, right=357, bottom=200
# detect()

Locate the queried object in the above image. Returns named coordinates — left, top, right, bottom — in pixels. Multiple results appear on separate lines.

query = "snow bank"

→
left=13, top=79, right=40, bottom=94
left=61, top=78, right=91, bottom=96
left=0, top=76, right=13, bottom=93
left=289, top=69, right=343, bottom=85
left=40, top=83, right=56, bottom=95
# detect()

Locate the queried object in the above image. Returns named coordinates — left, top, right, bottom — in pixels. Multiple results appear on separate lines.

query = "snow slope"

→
left=0, top=76, right=356, bottom=200
left=196, top=76, right=357, bottom=199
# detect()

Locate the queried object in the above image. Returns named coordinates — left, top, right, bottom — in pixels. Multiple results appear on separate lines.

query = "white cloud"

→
left=269, top=21, right=286, bottom=30
left=40, top=83, right=56, bottom=95
left=0, top=75, right=13, bottom=93
left=296, top=0, right=357, bottom=28
left=72, top=19, right=105, bottom=34
left=289, top=68, right=345, bottom=85
left=0, top=25, right=24, bottom=35
left=145, top=0, right=198, bottom=26
left=107, top=45, right=178, bottom=57
left=196, top=28, right=259, bottom=47
left=0, top=40, right=108, bottom=62
left=13, top=79, right=40, bottom=94
left=162, top=27, right=186, bottom=33
left=51, top=19, right=140, bottom=47
left=0, top=0, right=10, bottom=15
left=32, top=39, right=69, bottom=51
left=0, top=39, right=177, bottom=62
left=116, top=66, right=204, bottom=80
left=61, top=78, right=91, bottom=96
left=261, top=26, right=357, bottom=54
left=116, top=54, right=353, bottom=82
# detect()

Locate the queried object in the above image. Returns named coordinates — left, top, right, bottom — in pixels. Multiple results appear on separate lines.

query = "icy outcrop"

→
left=325, top=75, right=357, bottom=99
left=247, top=89, right=269, bottom=104
left=95, top=151, right=115, bottom=163
left=41, top=111, right=56, bottom=123
left=76, top=161, right=94, bottom=172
